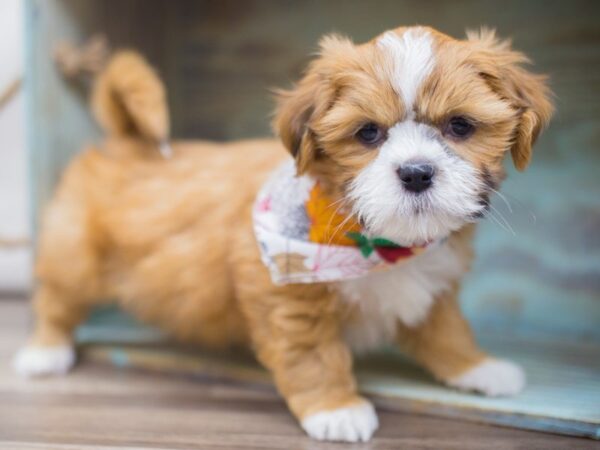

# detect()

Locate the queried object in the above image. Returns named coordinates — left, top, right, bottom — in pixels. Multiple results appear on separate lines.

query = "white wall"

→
left=0, top=0, right=32, bottom=293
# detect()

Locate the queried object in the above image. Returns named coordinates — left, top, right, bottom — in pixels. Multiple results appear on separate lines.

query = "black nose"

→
left=397, top=163, right=435, bottom=193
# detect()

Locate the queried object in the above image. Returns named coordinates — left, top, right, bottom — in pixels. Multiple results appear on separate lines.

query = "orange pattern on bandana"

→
left=306, top=184, right=362, bottom=246
left=253, top=160, right=440, bottom=284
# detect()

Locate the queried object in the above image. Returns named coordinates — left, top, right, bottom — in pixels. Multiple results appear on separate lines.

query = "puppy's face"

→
left=275, top=27, right=553, bottom=246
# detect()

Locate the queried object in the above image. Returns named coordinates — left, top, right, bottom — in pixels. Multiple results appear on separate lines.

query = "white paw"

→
left=13, top=345, right=76, bottom=378
left=301, top=401, right=379, bottom=442
left=447, top=358, right=526, bottom=397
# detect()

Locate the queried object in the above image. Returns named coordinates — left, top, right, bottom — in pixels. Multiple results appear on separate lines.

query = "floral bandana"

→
left=253, top=160, right=433, bottom=285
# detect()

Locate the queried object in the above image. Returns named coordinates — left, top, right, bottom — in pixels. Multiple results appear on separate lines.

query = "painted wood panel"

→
left=26, top=0, right=600, bottom=339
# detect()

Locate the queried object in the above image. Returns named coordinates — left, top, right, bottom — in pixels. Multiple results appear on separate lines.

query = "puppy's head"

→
left=274, top=26, right=553, bottom=246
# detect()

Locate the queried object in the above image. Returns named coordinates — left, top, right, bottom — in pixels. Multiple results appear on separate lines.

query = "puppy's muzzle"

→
left=397, top=162, right=436, bottom=193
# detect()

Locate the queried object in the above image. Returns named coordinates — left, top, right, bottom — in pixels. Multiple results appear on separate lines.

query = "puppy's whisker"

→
left=329, top=199, right=351, bottom=219
left=488, top=205, right=512, bottom=234
left=529, top=211, right=538, bottom=225
left=488, top=204, right=516, bottom=236
left=494, top=190, right=538, bottom=225
left=327, top=213, right=356, bottom=246
left=327, top=197, right=348, bottom=209
left=482, top=210, right=509, bottom=234
left=327, top=214, right=354, bottom=245
left=324, top=198, right=351, bottom=240
left=489, top=188, right=513, bottom=214
left=484, top=208, right=516, bottom=236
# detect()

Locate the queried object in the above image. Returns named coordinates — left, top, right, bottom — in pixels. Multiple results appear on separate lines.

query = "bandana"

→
left=253, top=160, right=433, bottom=285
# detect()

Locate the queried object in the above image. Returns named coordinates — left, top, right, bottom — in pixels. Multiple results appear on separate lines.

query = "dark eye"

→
left=445, top=117, right=475, bottom=139
left=356, top=123, right=385, bottom=146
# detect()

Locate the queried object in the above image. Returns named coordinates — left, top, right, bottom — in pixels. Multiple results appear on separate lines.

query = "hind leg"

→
left=13, top=284, right=91, bottom=377
left=14, top=191, right=104, bottom=377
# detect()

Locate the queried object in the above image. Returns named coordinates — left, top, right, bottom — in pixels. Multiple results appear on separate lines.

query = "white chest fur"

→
left=337, top=240, right=467, bottom=353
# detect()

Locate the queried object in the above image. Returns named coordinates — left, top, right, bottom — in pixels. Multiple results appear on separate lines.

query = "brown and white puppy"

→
left=15, top=26, right=552, bottom=442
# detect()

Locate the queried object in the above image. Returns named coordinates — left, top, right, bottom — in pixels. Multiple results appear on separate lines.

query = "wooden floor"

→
left=0, top=299, right=597, bottom=450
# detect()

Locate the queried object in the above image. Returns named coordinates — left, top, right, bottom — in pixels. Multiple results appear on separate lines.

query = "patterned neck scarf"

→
left=253, top=160, right=433, bottom=285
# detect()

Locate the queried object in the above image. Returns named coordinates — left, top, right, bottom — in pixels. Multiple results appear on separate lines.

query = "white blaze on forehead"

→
left=377, top=28, right=435, bottom=116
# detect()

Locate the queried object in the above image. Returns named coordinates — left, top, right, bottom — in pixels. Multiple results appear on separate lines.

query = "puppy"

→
left=15, top=26, right=553, bottom=442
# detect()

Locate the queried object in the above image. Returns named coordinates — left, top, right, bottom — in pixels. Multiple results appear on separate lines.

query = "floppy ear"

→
left=273, top=35, right=353, bottom=174
left=467, top=29, right=554, bottom=171
left=272, top=73, right=324, bottom=174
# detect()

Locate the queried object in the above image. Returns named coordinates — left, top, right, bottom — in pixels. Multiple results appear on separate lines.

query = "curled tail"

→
left=91, top=51, right=169, bottom=144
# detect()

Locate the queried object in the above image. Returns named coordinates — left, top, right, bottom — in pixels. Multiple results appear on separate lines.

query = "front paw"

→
left=446, top=358, right=526, bottom=397
left=301, top=400, right=379, bottom=442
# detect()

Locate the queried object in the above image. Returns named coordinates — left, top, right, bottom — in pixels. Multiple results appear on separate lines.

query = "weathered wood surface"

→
left=74, top=304, right=600, bottom=439
left=1, top=299, right=597, bottom=449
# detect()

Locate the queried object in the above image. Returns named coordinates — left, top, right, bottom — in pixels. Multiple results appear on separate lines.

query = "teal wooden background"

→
left=26, top=0, right=600, bottom=342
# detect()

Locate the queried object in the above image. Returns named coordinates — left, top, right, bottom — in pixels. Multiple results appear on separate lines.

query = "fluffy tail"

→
left=91, top=51, right=169, bottom=144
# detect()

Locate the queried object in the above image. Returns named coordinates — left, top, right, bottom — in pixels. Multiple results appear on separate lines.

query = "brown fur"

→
left=25, top=26, right=553, bottom=433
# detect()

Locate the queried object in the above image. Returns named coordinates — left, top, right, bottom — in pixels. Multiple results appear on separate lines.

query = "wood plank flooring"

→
left=0, top=299, right=597, bottom=450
